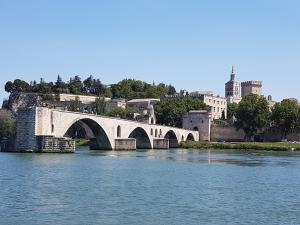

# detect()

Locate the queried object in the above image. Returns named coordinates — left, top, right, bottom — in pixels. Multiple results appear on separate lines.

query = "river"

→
left=1, top=147, right=300, bottom=225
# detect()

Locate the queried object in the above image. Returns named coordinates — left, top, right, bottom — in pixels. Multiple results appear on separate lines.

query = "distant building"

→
left=225, top=66, right=242, bottom=104
left=105, top=98, right=126, bottom=111
left=58, top=93, right=110, bottom=104
left=126, top=98, right=160, bottom=124
left=241, top=81, right=262, bottom=97
left=267, top=95, right=277, bottom=109
left=189, top=91, right=227, bottom=120
left=166, top=91, right=227, bottom=120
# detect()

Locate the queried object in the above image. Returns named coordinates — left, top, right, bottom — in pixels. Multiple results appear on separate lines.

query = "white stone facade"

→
left=189, top=92, right=227, bottom=120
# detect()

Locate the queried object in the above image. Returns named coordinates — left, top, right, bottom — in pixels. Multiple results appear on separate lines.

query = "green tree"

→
left=93, top=97, right=106, bottom=115
left=270, top=99, right=300, bottom=140
left=155, top=98, right=208, bottom=127
left=68, top=76, right=83, bottom=94
left=0, top=110, right=15, bottom=139
left=227, top=102, right=238, bottom=119
left=69, top=96, right=83, bottom=112
left=235, top=94, right=270, bottom=141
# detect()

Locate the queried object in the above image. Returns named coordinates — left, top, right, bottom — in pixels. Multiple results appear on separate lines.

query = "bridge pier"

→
left=115, top=138, right=136, bottom=150
left=153, top=139, right=169, bottom=149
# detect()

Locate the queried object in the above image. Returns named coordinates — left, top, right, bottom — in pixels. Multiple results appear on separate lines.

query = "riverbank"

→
left=181, top=141, right=300, bottom=151
left=75, top=139, right=90, bottom=147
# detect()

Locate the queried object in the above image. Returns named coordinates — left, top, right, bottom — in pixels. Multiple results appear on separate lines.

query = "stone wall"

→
left=15, top=108, right=37, bottom=151
left=263, top=129, right=300, bottom=142
left=36, top=136, right=75, bottom=153
left=182, top=110, right=212, bottom=141
left=211, top=125, right=245, bottom=141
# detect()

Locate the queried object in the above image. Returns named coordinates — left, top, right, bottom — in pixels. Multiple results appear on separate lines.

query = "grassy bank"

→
left=75, top=139, right=90, bottom=147
left=181, top=141, right=300, bottom=151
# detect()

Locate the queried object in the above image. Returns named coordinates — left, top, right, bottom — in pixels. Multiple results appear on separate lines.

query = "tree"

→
left=4, top=81, right=14, bottom=93
left=227, top=103, right=238, bottom=119
left=93, top=97, right=106, bottom=115
left=270, top=99, right=300, bottom=140
left=68, top=75, right=83, bottom=94
left=0, top=110, right=15, bottom=139
left=221, top=110, right=226, bottom=120
left=235, top=94, right=270, bottom=141
left=69, top=96, right=83, bottom=112
left=167, top=85, right=176, bottom=95
left=155, top=98, right=208, bottom=127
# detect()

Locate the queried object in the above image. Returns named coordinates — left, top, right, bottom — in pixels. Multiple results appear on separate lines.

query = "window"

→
left=117, top=125, right=121, bottom=137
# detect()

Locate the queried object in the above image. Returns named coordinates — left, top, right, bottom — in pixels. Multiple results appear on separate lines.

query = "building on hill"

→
left=105, top=98, right=126, bottom=111
left=58, top=93, right=111, bottom=104
left=241, top=81, right=262, bottom=97
left=225, top=66, right=242, bottom=104
left=165, top=91, right=227, bottom=120
left=126, top=98, right=160, bottom=124
left=189, top=91, right=227, bottom=120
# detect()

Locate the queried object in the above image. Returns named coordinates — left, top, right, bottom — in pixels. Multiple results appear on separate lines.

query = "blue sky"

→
left=1, top=0, right=300, bottom=101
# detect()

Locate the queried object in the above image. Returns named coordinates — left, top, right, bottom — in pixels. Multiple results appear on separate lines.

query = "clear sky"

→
left=1, top=0, right=300, bottom=102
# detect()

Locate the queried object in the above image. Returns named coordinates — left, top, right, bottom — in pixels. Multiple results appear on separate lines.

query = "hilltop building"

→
left=126, top=98, right=160, bottom=124
left=241, top=81, right=262, bottom=97
left=105, top=98, right=126, bottom=111
left=165, top=91, right=227, bottom=120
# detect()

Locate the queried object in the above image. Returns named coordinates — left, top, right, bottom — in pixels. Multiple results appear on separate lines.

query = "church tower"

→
left=225, top=66, right=242, bottom=103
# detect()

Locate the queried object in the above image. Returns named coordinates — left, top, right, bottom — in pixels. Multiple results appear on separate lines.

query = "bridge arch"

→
left=164, top=130, right=179, bottom=148
left=186, top=133, right=195, bottom=141
left=128, top=127, right=152, bottom=149
left=64, top=118, right=113, bottom=150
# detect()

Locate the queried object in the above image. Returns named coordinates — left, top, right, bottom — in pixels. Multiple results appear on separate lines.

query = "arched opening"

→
left=193, top=126, right=199, bottom=131
left=151, top=118, right=154, bottom=124
left=65, top=118, right=112, bottom=150
left=155, top=129, right=158, bottom=137
left=128, top=127, right=152, bottom=149
left=164, top=130, right=179, bottom=148
left=159, top=129, right=162, bottom=136
left=181, top=135, right=184, bottom=141
left=150, top=128, right=153, bottom=136
left=117, top=125, right=121, bottom=138
left=186, top=133, right=195, bottom=141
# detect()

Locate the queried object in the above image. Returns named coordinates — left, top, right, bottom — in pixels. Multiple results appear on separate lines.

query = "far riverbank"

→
left=181, top=141, right=300, bottom=151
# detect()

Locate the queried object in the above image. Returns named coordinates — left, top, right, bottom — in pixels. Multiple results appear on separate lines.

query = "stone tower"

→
left=225, top=66, right=242, bottom=103
left=241, top=81, right=262, bottom=97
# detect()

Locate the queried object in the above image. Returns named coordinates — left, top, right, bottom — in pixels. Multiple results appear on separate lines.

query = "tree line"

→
left=228, top=94, right=300, bottom=141
left=4, top=76, right=176, bottom=100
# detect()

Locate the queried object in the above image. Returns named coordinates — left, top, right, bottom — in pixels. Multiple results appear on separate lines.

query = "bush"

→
left=0, top=110, right=15, bottom=139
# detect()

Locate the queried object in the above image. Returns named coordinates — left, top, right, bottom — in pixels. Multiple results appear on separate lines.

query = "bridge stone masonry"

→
left=15, top=107, right=199, bottom=153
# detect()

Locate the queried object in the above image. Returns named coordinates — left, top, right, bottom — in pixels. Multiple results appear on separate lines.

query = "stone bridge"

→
left=15, top=107, right=199, bottom=152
